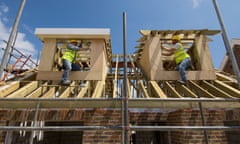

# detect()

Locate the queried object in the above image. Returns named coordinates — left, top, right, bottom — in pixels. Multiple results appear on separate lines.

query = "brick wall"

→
left=0, top=108, right=239, bottom=144
left=166, top=109, right=228, bottom=144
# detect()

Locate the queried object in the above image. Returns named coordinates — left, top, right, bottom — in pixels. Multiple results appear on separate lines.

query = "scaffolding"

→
left=0, top=1, right=240, bottom=144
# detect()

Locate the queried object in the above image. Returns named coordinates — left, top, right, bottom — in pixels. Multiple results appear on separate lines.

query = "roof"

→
left=0, top=29, right=239, bottom=110
left=0, top=56, right=239, bottom=109
left=35, top=28, right=111, bottom=41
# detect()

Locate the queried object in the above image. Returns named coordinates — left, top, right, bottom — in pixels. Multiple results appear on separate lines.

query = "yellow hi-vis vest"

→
left=174, top=43, right=190, bottom=64
left=62, top=48, right=77, bottom=63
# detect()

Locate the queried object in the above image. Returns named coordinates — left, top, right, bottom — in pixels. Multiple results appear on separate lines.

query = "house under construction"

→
left=0, top=27, right=240, bottom=144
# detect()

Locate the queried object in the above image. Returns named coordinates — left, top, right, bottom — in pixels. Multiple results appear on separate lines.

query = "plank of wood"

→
left=37, top=71, right=103, bottom=80
left=176, top=83, right=198, bottom=98
left=59, top=81, right=76, bottom=98
left=6, top=81, right=38, bottom=98
left=149, top=81, right=167, bottom=98
left=27, top=82, right=48, bottom=98
left=151, top=71, right=216, bottom=80
left=188, top=81, right=215, bottom=98
left=113, top=55, right=119, bottom=98
left=0, top=81, right=20, bottom=97
left=77, top=81, right=89, bottom=98
left=41, top=87, right=56, bottom=98
left=38, top=39, right=56, bottom=71
left=200, top=81, right=234, bottom=98
left=138, top=80, right=150, bottom=98
left=92, top=81, right=104, bottom=98
left=165, top=82, right=183, bottom=98
left=213, top=80, right=240, bottom=98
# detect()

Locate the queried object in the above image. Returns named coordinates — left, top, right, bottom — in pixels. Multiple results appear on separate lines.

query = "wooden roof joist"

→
left=141, top=29, right=221, bottom=37
left=0, top=98, right=239, bottom=109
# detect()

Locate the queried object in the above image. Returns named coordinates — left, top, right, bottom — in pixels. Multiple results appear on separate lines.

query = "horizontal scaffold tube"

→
left=0, top=126, right=239, bottom=131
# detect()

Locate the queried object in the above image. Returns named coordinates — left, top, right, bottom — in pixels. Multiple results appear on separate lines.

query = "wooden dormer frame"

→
left=35, top=28, right=111, bottom=81
left=135, top=29, right=220, bottom=80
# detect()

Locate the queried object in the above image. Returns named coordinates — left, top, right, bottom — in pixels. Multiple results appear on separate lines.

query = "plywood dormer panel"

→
left=136, top=29, right=220, bottom=80
left=35, top=28, right=111, bottom=81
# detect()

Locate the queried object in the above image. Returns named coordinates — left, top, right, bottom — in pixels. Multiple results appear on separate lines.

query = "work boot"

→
left=61, top=80, right=71, bottom=85
left=177, top=80, right=186, bottom=85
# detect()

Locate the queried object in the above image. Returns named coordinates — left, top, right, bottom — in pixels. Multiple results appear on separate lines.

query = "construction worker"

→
left=61, top=40, right=82, bottom=85
left=161, top=35, right=191, bottom=84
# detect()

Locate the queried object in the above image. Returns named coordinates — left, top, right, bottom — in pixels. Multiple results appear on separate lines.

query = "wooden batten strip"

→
left=6, top=81, right=38, bottom=98
left=127, top=79, right=131, bottom=98
left=138, top=80, right=150, bottom=98
left=92, top=81, right=104, bottom=98
left=77, top=81, right=89, bottom=98
left=216, top=73, right=237, bottom=83
left=188, top=81, right=215, bottom=98
left=149, top=81, right=167, bottom=98
left=165, top=82, right=182, bottom=98
left=176, top=83, right=197, bottom=98
left=213, top=80, right=240, bottom=98
left=41, top=87, right=56, bottom=98
left=27, top=82, right=48, bottom=98
left=0, top=81, right=20, bottom=97
left=59, top=81, right=76, bottom=98
left=113, top=55, right=119, bottom=98
left=201, top=81, right=234, bottom=98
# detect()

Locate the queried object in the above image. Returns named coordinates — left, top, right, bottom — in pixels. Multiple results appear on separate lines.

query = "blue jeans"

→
left=176, top=58, right=191, bottom=82
left=61, top=59, right=81, bottom=82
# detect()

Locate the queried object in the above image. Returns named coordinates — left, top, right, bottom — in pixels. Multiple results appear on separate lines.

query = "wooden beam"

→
left=175, top=83, right=198, bottom=98
left=200, top=81, right=234, bottom=98
left=0, top=81, right=20, bottom=98
left=138, top=80, right=150, bottom=98
left=27, top=82, right=48, bottom=98
left=151, top=71, right=216, bottom=80
left=213, top=80, right=240, bottom=98
left=59, top=81, right=76, bottom=98
left=77, top=81, right=89, bottom=98
left=92, top=81, right=104, bottom=98
left=188, top=81, right=215, bottom=98
left=6, top=81, right=38, bottom=98
left=37, top=71, right=103, bottom=80
left=216, top=73, right=237, bottom=82
left=149, top=81, right=167, bottom=98
left=113, top=55, right=119, bottom=98
left=0, top=98, right=238, bottom=109
left=164, top=82, right=183, bottom=98
left=41, top=87, right=56, bottom=98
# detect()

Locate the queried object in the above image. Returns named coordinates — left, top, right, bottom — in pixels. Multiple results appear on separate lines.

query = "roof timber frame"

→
left=0, top=54, right=240, bottom=109
left=135, top=29, right=221, bottom=80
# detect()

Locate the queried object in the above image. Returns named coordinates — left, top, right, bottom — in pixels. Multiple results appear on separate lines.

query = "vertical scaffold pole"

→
left=212, top=0, right=240, bottom=88
left=0, top=0, right=26, bottom=79
left=122, top=11, right=129, bottom=144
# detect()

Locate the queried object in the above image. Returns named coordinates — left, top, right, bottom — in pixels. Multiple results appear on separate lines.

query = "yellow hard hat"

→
left=69, top=40, right=78, bottom=43
left=172, top=35, right=181, bottom=41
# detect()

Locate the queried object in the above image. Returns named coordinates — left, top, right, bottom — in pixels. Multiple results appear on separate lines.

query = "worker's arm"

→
left=67, top=43, right=81, bottom=51
left=161, top=44, right=175, bottom=56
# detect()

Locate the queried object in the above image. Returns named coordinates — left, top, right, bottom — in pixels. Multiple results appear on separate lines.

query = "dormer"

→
left=35, top=28, right=111, bottom=81
left=135, top=29, right=220, bottom=80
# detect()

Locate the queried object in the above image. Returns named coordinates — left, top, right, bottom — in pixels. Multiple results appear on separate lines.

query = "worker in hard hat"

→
left=161, top=35, right=191, bottom=84
left=61, top=40, right=82, bottom=85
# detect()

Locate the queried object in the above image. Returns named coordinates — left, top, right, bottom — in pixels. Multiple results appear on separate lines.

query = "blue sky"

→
left=0, top=0, right=240, bottom=68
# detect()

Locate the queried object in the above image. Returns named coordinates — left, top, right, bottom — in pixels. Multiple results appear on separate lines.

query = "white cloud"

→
left=192, top=0, right=203, bottom=8
left=0, top=3, right=9, bottom=14
left=0, top=3, right=38, bottom=70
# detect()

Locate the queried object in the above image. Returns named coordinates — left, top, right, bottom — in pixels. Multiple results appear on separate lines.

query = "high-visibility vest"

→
left=174, top=43, right=190, bottom=64
left=62, top=48, right=77, bottom=63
